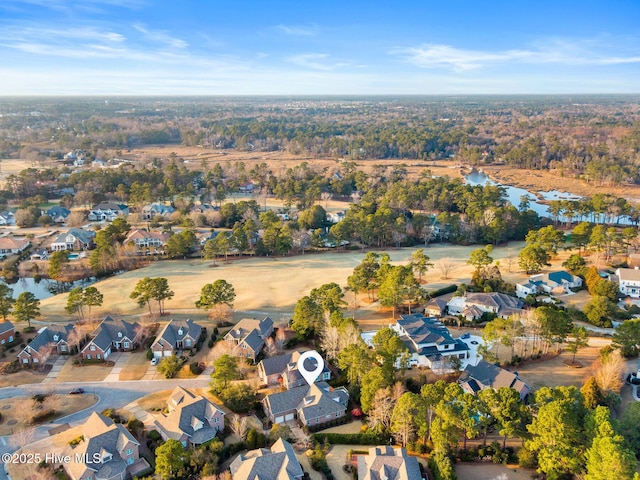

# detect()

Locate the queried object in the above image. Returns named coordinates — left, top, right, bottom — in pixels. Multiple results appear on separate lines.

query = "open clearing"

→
left=39, top=242, right=534, bottom=323
left=0, top=394, right=96, bottom=436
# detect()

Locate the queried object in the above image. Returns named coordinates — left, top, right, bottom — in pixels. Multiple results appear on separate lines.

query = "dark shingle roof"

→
left=0, top=321, right=14, bottom=335
left=25, top=324, right=74, bottom=352
left=459, top=360, right=530, bottom=398
left=230, top=438, right=303, bottom=480
left=154, top=318, right=202, bottom=350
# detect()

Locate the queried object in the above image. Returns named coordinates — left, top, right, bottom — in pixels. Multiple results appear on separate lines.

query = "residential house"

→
left=327, top=211, right=345, bottom=224
left=230, top=438, right=304, bottom=480
left=391, top=314, right=469, bottom=368
left=151, top=319, right=202, bottom=358
left=141, top=203, right=175, bottom=220
left=224, top=317, right=274, bottom=361
left=30, top=248, right=50, bottom=260
left=424, top=298, right=447, bottom=317
left=191, top=203, right=218, bottom=214
left=17, top=323, right=75, bottom=367
left=516, top=271, right=583, bottom=298
left=357, top=446, right=422, bottom=480
left=447, top=292, right=523, bottom=320
left=154, top=387, right=225, bottom=447
left=0, top=321, right=15, bottom=347
left=0, top=212, right=13, bottom=225
left=258, top=351, right=331, bottom=388
left=262, top=381, right=349, bottom=426
left=45, top=206, right=70, bottom=223
left=124, top=229, right=170, bottom=254
left=50, top=228, right=95, bottom=251
left=0, top=237, right=30, bottom=256
left=64, top=411, right=148, bottom=480
left=88, top=202, right=129, bottom=222
left=616, top=268, right=640, bottom=298
left=459, top=359, right=531, bottom=401
left=81, top=316, right=141, bottom=361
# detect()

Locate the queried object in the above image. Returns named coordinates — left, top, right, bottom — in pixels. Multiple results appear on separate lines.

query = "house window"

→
left=126, top=448, right=133, bottom=455
left=123, top=342, right=130, bottom=349
left=127, top=457, right=134, bottom=465
left=8, top=336, right=12, bottom=342
left=22, top=358, right=28, bottom=363
left=33, top=358, right=39, bottom=363
left=214, top=417, right=219, bottom=423
left=86, top=354, right=92, bottom=360
left=60, top=345, right=67, bottom=352
left=185, top=339, right=191, bottom=346
left=90, top=345, right=96, bottom=351
left=241, top=344, right=247, bottom=349
left=181, top=440, right=187, bottom=447
left=1, top=340, right=4, bottom=345
left=97, top=354, right=101, bottom=359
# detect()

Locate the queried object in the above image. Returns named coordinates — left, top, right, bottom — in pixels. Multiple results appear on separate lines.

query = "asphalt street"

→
left=0, top=377, right=210, bottom=479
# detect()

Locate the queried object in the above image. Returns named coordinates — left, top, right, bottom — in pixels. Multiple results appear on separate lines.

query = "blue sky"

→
left=1, top=0, right=640, bottom=95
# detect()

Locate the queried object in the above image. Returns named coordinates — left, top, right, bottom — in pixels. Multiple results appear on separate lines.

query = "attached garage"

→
left=274, top=416, right=284, bottom=424
left=285, top=413, right=295, bottom=421
left=163, top=350, right=173, bottom=357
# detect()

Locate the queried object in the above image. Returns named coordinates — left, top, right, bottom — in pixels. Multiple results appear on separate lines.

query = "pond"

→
left=463, top=170, right=634, bottom=224
left=0, top=276, right=96, bottom=300
left=464, top=169, right=571, bottom=218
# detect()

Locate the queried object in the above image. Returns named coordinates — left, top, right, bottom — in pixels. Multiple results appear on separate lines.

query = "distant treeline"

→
left=3, top=95, right=640, bottom=185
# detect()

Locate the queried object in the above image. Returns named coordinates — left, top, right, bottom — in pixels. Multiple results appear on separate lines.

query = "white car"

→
left=151, top=357, right=159, bottom=366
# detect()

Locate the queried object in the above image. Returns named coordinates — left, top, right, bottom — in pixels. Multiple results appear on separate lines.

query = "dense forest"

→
left=3, top=95, right=640, bottom=185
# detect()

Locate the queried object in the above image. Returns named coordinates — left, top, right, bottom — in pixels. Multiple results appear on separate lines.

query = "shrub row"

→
left=428, top=284, right=457, bottom=298
left=312, top=432, right=391, bottom=445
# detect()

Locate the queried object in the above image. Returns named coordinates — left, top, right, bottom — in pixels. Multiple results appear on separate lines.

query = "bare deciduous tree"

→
left=264, top=337, right=277, bottom=357
left=437, top=258, right=458, bottom=280
left=593, top=350, right=625, bottom=393
left=229, top=414, right=248, bottom=440
left=319, top=326, right=340, bottom=361
left=275, top=328, right=287, bottom=354
left=368, top=387, right=395, bottom=432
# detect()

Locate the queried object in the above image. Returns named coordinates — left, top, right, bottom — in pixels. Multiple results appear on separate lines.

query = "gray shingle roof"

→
left=0, top=320, right=14, bottom=335
left=397, top=314, right=456, bottom=345
left=83, top=316, right=140, bottom=353
left=24, top=323, right=73, bottom=352
left=154, top=318, right=202, bottom=350
left=357, top=446, right=422, bottom=480
left=230, top=438, right=303, bottom=480
left=264, top=382, right=348, bottom=421
left=67, top=412, right=139, bottom=478
left=459, top=360, right=530, bottom=398
left=155, top=387, right=224, bottom=445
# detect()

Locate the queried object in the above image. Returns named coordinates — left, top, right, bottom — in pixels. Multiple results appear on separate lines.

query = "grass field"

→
left=38, top=242, right=534, bottom=324
left=0, top=394, right=96, bottom=436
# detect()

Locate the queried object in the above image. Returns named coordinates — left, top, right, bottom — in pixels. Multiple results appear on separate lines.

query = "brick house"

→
left=81, top=317, right=141, bottom=361
left=17, top=323, right=75, bottom=367
left=151, top=319, right=202, bottom=358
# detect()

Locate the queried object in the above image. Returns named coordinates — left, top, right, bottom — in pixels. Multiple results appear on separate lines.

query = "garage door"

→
left=274, top=416, right=284, bottom=424
left=153, top=352, right=163, bottom=359
left=163, top=351, right=172, bottom=357
left=285, top=413, right=295, bottom=421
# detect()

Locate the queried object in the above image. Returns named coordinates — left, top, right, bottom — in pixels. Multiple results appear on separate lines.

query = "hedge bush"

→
left=428, top=284, right=457, bottom=298
left=312, top=432, right=390, bottom=445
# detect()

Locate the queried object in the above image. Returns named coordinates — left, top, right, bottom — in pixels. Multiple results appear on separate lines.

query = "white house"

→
left=390, top=314, right=469, bottom=368
left=616, top=268, right=640, bottom=298
left=516, top=271, right=583, bottom=298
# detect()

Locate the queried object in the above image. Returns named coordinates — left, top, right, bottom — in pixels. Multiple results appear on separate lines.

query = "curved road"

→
left=0, top=377, right=211, bottom=478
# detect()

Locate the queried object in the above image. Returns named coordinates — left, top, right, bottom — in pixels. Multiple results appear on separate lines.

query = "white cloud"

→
left=395, top=39, right=640, bottom=71
left=133, top=24, right=188, bottom=49
left=275, top=24, right=318, bottom=36
left=287, top=53, right=350, bottom=71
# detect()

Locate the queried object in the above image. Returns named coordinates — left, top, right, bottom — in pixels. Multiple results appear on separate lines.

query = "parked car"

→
left=460, top=333, right=471, bottom=339
left=69, top=388, right=84, bottom=395
left=151, top=357, right=159, bottom=366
